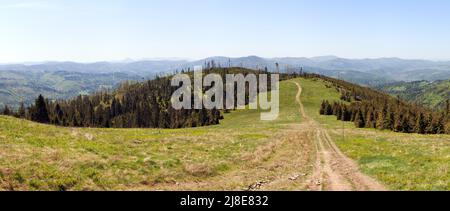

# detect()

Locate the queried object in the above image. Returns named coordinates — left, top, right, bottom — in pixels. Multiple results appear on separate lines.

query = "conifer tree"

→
left=376, top=108, right=386, bottom=130
left=341, top=105, right=350, bottom=121
left=54, top=104, right=64, bottom=125
left=354, top=109, right=365, bottom=128
left=18, top=102, right=26, bottom=118
left=335, top=104, right=343, bottom=120
left=384, top=108, right=395, bottom=130
left=365, top=108, right=375, bottom=128
left=325, top=101, right=333, bottom=115
left=2, top=105, right=11, bottom=115
left=320, top=101, right=326, bottom=115
left=414, top=112, right=427, bottom=134
left=446, top=100, right=450, bottom=119
left=401, top=115, right=411, bottom=133
left=436, top=115, right=446, bottom=134
left=31, top=95, right=50, bottom=123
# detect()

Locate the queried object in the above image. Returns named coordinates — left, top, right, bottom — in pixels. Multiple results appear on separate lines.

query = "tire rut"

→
left=291, top=81, right=386, bottom=191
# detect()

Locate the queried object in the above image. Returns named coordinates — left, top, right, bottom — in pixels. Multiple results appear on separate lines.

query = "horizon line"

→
left=1, top=55, right=450, bottom=65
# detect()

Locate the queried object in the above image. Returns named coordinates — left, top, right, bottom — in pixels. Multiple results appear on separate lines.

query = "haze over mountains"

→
left=1, top=56, right=449, bottom=108
left=2, top=56, right=450, bottom=83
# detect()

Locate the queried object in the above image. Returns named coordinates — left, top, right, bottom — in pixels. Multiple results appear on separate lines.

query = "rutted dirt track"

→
left=292, top=82, right=386, bottom=191
left=152, top=81, right=385, bottom=191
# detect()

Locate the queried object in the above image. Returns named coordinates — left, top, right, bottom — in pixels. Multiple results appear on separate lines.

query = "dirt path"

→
left=291, top=81, right=386, bottom=191
left=149, top=81, right=385, bottom=191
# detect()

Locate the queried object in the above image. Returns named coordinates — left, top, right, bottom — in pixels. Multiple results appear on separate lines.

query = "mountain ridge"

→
left=1, top=56, right=449, bottom=108
left=1, top=56, right=449, bottom=82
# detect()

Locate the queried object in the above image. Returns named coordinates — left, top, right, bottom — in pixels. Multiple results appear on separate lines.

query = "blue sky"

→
left=1, top=0, right=450, bottom=62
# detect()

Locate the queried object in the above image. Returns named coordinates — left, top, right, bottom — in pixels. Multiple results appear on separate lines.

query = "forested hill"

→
left=375, top=80, right=450, bottom=110
left=315, top=74, right=450, bottom=134
left=2, top=68, right=292, bottom=129
left=2, top=67, right=447, bottom=133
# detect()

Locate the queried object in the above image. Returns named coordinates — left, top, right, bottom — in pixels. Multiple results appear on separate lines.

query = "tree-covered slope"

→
left=0, top=70, right=142, bottom=108
left=376, top=80, right=450, bottom=109
left=6, top=68, right=285, bottom=129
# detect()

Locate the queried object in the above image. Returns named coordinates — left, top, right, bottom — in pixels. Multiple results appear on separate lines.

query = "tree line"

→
left=2, top=67, right=295, bottom=129
left=315, top=74, right=450, bottom=135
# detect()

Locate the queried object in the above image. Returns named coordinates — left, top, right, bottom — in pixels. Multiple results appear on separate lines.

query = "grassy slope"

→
left=295, top=78, right=450, bottom=191
left=0, top=81, right=301, bottom=190
left=0, top=78, right=449, bottom=190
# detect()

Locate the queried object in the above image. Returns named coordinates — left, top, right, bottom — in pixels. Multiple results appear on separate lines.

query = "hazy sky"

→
left=1, top=0, right=450, bottom=62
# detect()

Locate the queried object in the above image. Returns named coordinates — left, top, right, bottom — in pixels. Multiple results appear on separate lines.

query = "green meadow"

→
left=0, top=78, right=448, bottom=190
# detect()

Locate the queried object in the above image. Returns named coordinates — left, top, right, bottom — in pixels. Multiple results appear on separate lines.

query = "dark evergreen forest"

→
left=2, top=67, right=298, bottom=128
left=311, top=74, right=450, bottom=134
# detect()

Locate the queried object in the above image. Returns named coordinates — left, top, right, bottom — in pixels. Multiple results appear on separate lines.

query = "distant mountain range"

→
left=1, top=56, right=449, bottom=84
left=1, top=56, right=449, bottom=108
left=0, top=60, right=187, bottom=76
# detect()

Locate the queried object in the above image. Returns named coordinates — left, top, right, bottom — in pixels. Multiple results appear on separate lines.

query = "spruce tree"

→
left=18, top=102, right=26, bottom=118
left=394, top=112, right=403, bottom=132
left=354, top=109, right=365, bottom=128
left=414, top=112, right=427, bottom=134
left=335, top=104, right=343, bottom=120
left=401, top=115, right=411, bottom=133
left=54, top=104, right=64, bottom=125
left=2, top=105, right=11, bottom=115
left=365, top=109, right=375, bottom=128
left=31, top=95, right=50, bottom=123
left=376, top=109, right=385, bottom=130
left=341, top=105, right=350, bottom=121
left=425, top=113, right=435, bottom=134
left=384, top=108, right=395, bottom=130
left=436, top=115, right=446, bottom=134
left=320, top=101, right=326, bottom=115
left=325, top=101, right=333, bottom=115
left=446, top=100, right=450, bottom=119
